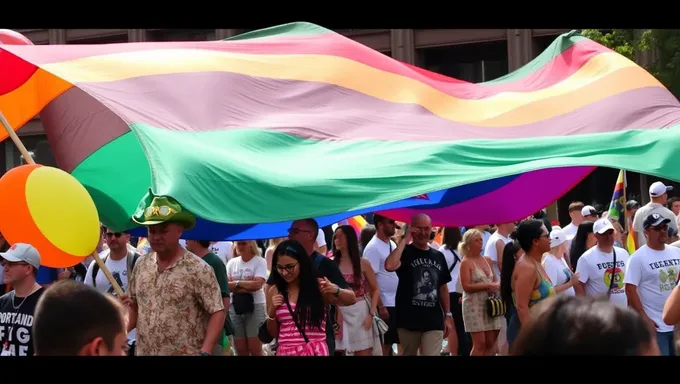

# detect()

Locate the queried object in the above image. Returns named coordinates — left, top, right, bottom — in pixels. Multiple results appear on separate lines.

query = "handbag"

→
left=233, top=292, right=254, bottom=315
left=486, top=296, right=507, bottom=318
left=482, top=257, right=506, bottom=318
left=258, top=320, right=275, bottom=344
left=363, top=295, right=388, bottom=337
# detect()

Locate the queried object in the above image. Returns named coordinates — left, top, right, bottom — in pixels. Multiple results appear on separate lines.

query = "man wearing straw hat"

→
left=121, top=192, right=225, bottom=356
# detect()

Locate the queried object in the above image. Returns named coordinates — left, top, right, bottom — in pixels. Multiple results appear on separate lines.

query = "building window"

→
left=148, top=29, right=216, bottom=42
left=415, top=40, right=509, bottom=83
left=10, top=135, right=55, bottom=168
left=0, top=141, right=7, bottom=176
left=532, top=35, right=558, bottom=58
left=68, top=33, right=129, bottom=44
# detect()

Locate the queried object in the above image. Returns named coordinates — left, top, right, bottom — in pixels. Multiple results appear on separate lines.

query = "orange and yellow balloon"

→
left=0, top=164, right=100, bottom=268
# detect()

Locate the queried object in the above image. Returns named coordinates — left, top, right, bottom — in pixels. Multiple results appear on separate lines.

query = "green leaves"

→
left=580, top=29, right=680, bottom=98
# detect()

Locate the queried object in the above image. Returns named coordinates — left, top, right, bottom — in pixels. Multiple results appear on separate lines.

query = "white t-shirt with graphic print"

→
left=575, top=245, right=630, bottom=307
left=226, top=256, right=268, bottom=304
left=624, top=244, right=680, bottom=333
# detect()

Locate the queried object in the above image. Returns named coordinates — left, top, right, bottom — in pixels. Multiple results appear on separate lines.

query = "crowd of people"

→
left=2, top=181, right=680, bottom=356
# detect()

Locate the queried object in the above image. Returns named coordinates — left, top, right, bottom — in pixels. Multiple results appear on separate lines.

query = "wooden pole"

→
left=0, top=110, right=124, bottom=296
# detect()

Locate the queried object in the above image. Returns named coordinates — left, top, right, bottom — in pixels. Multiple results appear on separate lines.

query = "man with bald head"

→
left=385, top=213, right=454, bottom=356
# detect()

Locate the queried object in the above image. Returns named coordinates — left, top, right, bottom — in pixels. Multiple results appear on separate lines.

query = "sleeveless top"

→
left=342, top=272, right=367, bottom=298
left=513, top=259, right=556, bottom=308
left=275, top=302, right=329, bottom=356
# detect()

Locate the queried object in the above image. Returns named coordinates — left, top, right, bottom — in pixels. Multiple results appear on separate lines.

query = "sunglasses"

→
left=287, top=228, right=314, bottom=235
left=105, top=232, right=124, bottom=238
left=649, top=225, right=669, bottom=232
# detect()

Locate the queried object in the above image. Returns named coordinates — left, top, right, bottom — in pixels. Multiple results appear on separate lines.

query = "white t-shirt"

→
left=575, top=245, right=630, bottom=307
left=562, top=222, right=578, bottom=241
left=210, top=241, right=233, bottom=265
left=481, top=230, right=492, bottom=251
left=439, top=245, right=461, bottom=294
left=315, top=229, right=326, bottom=249
left=632, top=203, right=679, bottom=247
left=542, top=253, right=575, bottom=296
left=85, top=250, right=137, bottom=341
left=226, top=256, right=268, bottom=304
left=624, top=244, right=680, bottom=332
left=484, top=232, right=511, bottom=279
left=363, top=235, right=398, bottom=307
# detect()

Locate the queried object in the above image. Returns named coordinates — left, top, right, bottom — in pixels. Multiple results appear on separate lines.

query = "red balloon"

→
left=0, top=29, right=33, bottom=45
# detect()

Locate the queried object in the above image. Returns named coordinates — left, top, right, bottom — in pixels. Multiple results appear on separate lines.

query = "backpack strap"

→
left=449, top=249, right=461, bottom=274
left=312, top=252, right=324, bottom=269
left=91, top=250, right=110, bottom=288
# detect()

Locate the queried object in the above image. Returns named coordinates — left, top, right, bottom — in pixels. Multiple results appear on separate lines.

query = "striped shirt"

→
left=276, top=302, right=329, bottom=356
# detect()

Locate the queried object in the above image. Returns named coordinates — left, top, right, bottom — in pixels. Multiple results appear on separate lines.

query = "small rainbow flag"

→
left=607, top=169, right=626, bottom=221
left=626, top=230, right=638, bottom=253
left=332, top=215, right=368, bottom=237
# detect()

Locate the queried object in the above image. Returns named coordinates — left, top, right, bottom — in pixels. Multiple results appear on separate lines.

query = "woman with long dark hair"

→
left=439, top=227, right=466, bottom=356
left=499, top=220, right=555, bottom=348
left=569, top=221, right=596, bottom=270
left=266, top=240, right=330, bottom=356
left=332, top=225, right=380, bottom=356
left=499, top=239, right=524, bottom=348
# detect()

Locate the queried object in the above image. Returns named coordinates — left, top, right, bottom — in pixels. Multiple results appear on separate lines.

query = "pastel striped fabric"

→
left=1, top=23, right=680, bottom=241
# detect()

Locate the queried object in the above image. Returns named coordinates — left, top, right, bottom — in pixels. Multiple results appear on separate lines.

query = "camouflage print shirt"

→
left=129, top=249, right=225, bottom=356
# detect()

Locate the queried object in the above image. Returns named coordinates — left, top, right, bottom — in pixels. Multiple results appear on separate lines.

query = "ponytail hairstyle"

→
left=500, top=220, right=545, bottom=307
left=500, top=236, right=522, bottom=307
left=457, top=228, right=482, bottom=257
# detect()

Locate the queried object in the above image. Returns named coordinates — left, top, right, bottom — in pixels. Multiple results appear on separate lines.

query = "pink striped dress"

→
left=275, top=302, right=329, bottom=356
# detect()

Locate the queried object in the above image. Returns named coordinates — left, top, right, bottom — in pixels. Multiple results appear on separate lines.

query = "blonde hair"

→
left=233, top=240, right=262, bottom=258
left=458, top=228, right=483, bottom=258
left=268, top=237, right=286, bottom=249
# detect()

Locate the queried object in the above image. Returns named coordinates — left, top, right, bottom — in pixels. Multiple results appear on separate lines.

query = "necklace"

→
left=12, top=283, right=37, bottom=310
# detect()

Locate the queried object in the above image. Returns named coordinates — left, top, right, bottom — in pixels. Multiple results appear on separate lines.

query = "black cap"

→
left=626, top=200, right=640, bottom=211
left=372, top=214, right=401, bottom=229
left=643, top=213, right=671, bottom=229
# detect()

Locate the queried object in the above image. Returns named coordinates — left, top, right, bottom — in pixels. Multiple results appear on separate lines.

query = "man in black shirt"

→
left=0, top=243, right=46, bottom=356
left=266, top=218, right=355, bottom=354
left=385, top=213, right=454, bottom=356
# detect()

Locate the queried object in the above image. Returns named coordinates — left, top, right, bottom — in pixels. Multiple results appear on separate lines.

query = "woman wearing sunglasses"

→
left=265, top=240, right=334, bottom=356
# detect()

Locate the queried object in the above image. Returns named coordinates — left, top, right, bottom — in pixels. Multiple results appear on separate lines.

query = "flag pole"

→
left=0, top=110, right=124, bottom=296
left=623, top=170, right=628, bottom=232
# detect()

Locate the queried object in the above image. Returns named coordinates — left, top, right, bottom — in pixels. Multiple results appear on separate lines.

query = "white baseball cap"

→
left=0, top=243, right=41, bottom=269
left=650, top=181, right=673, bottom=197
left=581, top=205, right=599, bottom=217
left=549, top=228, right=566, bottom=248
left=593, top=218, right=615, bottom=235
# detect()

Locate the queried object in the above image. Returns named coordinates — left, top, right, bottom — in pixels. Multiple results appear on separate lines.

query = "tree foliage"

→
left=580, top=29, right=680, bottom=97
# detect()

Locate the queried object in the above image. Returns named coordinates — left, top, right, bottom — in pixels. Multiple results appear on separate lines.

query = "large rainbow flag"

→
left=2, top=23, right=680, bottom=240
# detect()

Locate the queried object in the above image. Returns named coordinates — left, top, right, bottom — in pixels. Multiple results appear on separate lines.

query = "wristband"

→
left=334, top=287, right=341, bottom=297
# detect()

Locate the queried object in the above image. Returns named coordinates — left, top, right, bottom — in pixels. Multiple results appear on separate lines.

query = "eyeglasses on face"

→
left=287, top=228, right=314, bottom=235
left=275, top=262, right=299, bottom=274
left=105, top=232, right=124, bottom=238
left=1, top=260, right=29, bottom=267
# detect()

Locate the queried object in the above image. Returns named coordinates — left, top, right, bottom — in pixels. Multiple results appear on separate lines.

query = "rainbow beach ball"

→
left=0, top=164, right=100, bottom=268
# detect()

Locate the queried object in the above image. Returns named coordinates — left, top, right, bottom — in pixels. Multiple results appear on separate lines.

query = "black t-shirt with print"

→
left=395, top=244, right=451, bottom=333
left=0, top=287, right=45, bottom=356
